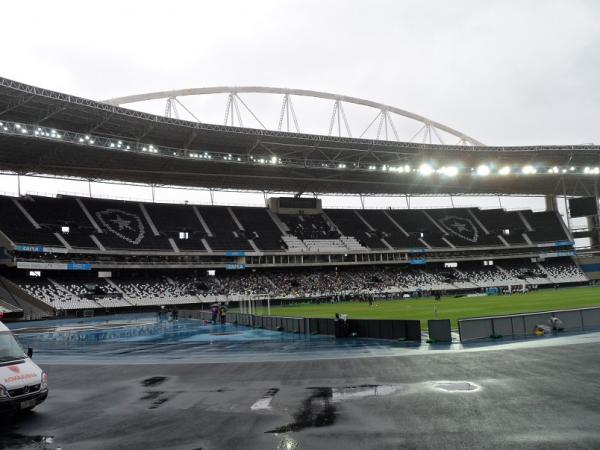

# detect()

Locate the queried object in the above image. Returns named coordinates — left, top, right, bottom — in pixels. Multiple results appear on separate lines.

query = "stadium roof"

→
left=1, top=76, right=599, bottom=196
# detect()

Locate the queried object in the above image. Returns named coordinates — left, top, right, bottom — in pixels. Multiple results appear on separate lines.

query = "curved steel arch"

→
left=103, top=86, right=484, bottom=146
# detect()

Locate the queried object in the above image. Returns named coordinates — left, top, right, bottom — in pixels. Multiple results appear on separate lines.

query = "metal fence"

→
left=458, top=306, right=600, bottom=342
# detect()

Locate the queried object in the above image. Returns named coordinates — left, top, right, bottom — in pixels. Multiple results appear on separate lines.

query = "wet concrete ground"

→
left=2, top=340, right=600, bottom=450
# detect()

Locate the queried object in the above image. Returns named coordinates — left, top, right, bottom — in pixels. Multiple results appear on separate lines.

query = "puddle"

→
left=0, top=434, right=56, bottom=449
left=434, top=381, right=480, bottom=392
left=277, top=435, right=299, bottom=450
left=141, top=376, right=168, bottom=387
left=267, top=387, right=336, bottom=433
left=251, top=388, right=280, bottom=410
left=141, top=391, right=164, bottom=400
left=149, top=397, right=169, bottom=409
left=332, top=384, right=404, bottom=402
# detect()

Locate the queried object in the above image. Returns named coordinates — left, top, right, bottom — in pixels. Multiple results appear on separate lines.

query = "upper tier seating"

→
left=0, top=194, right=572, bottom=253
left=24, top=196, right=98, bottom=249
left=386, top=209, right=449, bottom=248
left=325, top=209, right=387, bottom=249
left=279, top=214, right=340, bottom=240
left=195, top=206, right=253, bottom=251
left=358, top=210, right=426, bottom=249
left=231, top=207, right=284, bottom=251
left=471, top=209, right=528, bottom=244
left=426, top=208, right=504, bottom=247
left=0, top=196, right=62, bottom=247
left=144, top=203, right=207, bottom=251
left=83, top=198, right=172, bottom=250
left=521, top=211, right=569, bottom=243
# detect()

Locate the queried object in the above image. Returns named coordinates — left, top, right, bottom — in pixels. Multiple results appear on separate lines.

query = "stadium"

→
left=1, top=74, right=600, bottom=449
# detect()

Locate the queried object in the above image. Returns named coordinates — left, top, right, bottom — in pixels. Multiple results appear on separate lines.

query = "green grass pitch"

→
left=254, top=286, right=600, bottom=328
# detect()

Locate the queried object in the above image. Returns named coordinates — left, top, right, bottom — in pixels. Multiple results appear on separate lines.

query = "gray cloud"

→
left=1, top=0, right=599, bottom=146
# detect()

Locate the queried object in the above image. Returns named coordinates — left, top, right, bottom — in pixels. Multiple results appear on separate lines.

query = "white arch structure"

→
left=104, top=87, right=484, bottom=146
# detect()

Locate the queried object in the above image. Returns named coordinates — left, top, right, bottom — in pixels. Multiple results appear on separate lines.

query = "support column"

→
left=544, top=195, right=558, bottom=211
left=586, top=215, right=600, bottom=249
left=561, top=176, right=572, bottom=232
left=591, top=181, right=600, bottom=249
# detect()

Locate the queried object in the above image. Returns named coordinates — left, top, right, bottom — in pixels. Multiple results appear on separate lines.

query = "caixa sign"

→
left=225, top=263, right=246, bottom=270
left=15, top=244, right=45, bottom=253
left=408, top=258, right=427, bottom=265
left=66, top=262, right=92, bottom=271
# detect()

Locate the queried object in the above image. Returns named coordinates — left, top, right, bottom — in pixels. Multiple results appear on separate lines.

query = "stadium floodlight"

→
left=476, top=164, right=491, bottom=176
left=271, top=156, right=278, bottom=164
left=522, top=165, right=537, bottom=174
left=439, top=166, right=458, bottom=177
left=584, top=167, right=590, bottom=174
left=498, top=166, right=511, bottom=176
left=418, top=163, right=434, bottom=176
left=570, top=166, right=576, bottom=171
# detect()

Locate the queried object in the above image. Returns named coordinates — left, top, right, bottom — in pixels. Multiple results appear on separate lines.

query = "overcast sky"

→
left=0, top=0, right=598, bottom=222
left=2, top=0, right=599, bottom=146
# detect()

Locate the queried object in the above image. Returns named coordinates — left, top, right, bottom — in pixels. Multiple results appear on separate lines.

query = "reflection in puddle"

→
left=0, top=433, right=56, bottom=449
left=148, top=397, right=169, bottom=409
left=141, top=376, right=168, bottom=387
left=267, top=387, right=336, bottom=433
left=332, top=384, right=404, bottom=402
left=277, top=435, right=300, bottom=450
left=251, top=388, right=280, bottom=410
left=140, top=391, right=164, bottom=400
left=434, top=381, right=480, bottom=392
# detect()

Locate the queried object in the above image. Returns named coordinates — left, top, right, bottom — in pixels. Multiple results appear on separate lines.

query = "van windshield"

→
left=0, top=331, right=26, bottom=362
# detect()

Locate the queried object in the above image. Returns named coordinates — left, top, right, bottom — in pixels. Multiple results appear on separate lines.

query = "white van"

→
left=0, top=321, right=48, bottom=413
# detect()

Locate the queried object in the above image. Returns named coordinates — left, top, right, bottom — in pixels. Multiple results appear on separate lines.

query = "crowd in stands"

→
left=8, top=258, right=588, bottom=311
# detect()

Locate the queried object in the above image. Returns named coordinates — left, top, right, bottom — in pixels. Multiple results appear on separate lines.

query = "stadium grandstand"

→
left=0, top=76, right=597, bottom=319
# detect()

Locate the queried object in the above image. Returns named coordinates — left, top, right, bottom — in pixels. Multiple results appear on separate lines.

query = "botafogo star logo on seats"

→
left=95, top=209, right=146, bottom=244
left=438, top=215, right=479, bottom=243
